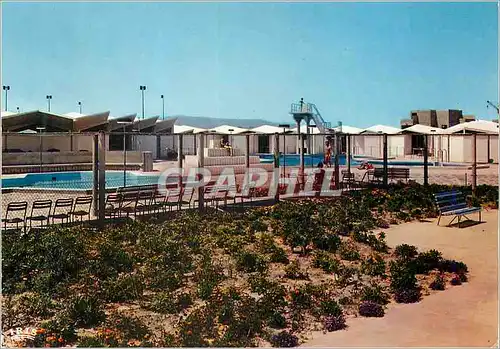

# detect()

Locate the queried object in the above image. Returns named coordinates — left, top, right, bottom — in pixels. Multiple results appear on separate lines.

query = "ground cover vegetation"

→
left=2, top=183, right=495, bottom=347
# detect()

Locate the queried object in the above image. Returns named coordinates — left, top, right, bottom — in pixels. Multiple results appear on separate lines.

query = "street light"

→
left=139, top=85, right=147, bottom=119
left=46, top=95, right=52, bottom=112
left=36, top=126, right=46, bottom=173
left=161, top=94, right=165, bottom=120
left=16, top=107, right=20, bottom=113
left=278, top=124, right=290, bottom=178
left=78, top=101, right=82, bottom=114
left=3, top=85, right=10, bottom=111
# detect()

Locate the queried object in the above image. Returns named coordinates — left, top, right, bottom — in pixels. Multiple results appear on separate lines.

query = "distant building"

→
left=401, top=109, right=472, bottom=129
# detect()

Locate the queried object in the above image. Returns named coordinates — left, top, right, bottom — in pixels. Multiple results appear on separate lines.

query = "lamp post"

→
left=16, top=107, right=20, bottom=113
left=3, top=85, right=10, bottom=111
left=46, top=95, right=52, bottom=112
left=78, top=101, right=82, bottom=114
left=278, top=124, right=290, bottom=178
left=139, top=85, right=147, bottom=119
left=36, top=126, right=46, bottom=173
left=161, top=94, right=165, bottom=120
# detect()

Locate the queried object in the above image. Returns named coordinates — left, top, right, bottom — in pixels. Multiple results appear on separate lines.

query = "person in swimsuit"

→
left=324, top=140, right=332, bottom=167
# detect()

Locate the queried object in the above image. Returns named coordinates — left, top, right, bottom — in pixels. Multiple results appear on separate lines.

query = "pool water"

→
left=259, top=154, right=358, bottom=167
left=1, top=171, right=162, bottom=190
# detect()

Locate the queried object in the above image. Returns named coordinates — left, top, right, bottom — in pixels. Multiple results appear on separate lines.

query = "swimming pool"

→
left=258, top=154, right=465, bottom=167
left=1, top=171, right=162, bottom=190
left=259, top=154, right=358, bottom=167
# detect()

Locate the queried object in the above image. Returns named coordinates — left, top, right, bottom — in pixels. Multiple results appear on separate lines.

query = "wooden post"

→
left=178, top=133, right=183, bottom=187
left=423, top=134, right=429, bottom=186
left=197, top=133, right=205, bottom=210
left=92, top=134, right=99, bottom=217
left=334, top=133, right=340, bottom=189
left=245, top=134, right=250, bottom=189
left=98, top=132, right=106, bottom=225
left=273, top=133, right=280, bottom=202
left=383, top=134, right=388, bottom=187
left=347, top=134, right=351, bottom=174
left=156, top=134, right=161, bottom=160
left=472, top=134, right=477, bottom=195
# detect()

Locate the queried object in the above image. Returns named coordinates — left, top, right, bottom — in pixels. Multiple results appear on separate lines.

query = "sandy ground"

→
left=303, top=210, right=499, bottom=347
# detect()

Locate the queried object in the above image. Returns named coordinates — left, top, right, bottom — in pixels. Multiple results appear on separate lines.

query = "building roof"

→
left=174, top=125, right=207, bottom=134
left=209, top=125, right=251, bottom=134
left=250, top=125, right=290, bottom=134
left=401, top=124, right=445, bottom=134
left=444, top=120, right=499, bottom=134
left=361, top=124, right=401, bottom=134
left=332, top=125, right=364, bottom=134
left=2, top=110, right=74, bottom=132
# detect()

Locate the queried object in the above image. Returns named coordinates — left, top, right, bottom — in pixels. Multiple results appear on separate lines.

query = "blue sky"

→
left=2, top=2, right=498, bottom=127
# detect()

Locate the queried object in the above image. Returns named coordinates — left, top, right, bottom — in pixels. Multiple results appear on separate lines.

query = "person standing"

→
left=324, top=140, right=332, bottom=167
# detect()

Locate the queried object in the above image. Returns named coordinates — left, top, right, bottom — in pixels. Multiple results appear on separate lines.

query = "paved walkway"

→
left=304, top=210, right=498, bottom=347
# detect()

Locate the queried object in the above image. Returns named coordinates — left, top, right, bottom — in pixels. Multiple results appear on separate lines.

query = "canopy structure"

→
left=174, top=125, right=207, bottom=134
left=401, top=124, right=445, bottom=134
left=444, top=120, right=499, bottom=134
left=209, top=124, right=251, bottom=134
left=2, top=110, right=74, bottom=132
left=332, top=125, right=363, bottom=134
left=361, top=124, right=401, bottom=134
left=154, top=118, right=178, bottom=133
left=250, top=125, right=292, bottom=134
left=107, top=114, right=138, bottom=132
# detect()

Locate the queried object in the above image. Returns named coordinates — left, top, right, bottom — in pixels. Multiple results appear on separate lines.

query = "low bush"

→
left=323, top=314, right=346, bottom=332
left=361, top=254, right=386, bottom=277
left=366, top=232, right=389, bottom=253
left=389, top=261, right=418, bottom=291
left=269, top=246, right=290, bottom=264
left=394, top=244, right=419, bottom=261
left=319, top=298, right=342, bottom=317
left=429, top=275, right=445, bottom=291
left=313, top=251, right=339, bottom=273
left=358, top=301, right=384, bottom=317
left=267, top=311, right=287, bottom=329
left=270, top=331, right=299, bottom=347
left=235, top=251, right=268, bottom=273
left=412, top=250, right=442, bottom=274
left=313, top=233, right=342, bottom=252
left=450, top=274, right=463, bottom=286
left=438, top=259, right=468, bottom=275
left=149, top=292, right=193, bottom=314
left=338, top=242, right=360, bottom=261
left=289, top=287, right=313, bottom=309
left=393, top=288, right=421, bottom=303
left=66, top=294, right=106, bottom=328
left=360, top=284, right=390, bottom=305
left=101, top=273, right=144, bottom=302
left=284, top=260, right=309, bottom=280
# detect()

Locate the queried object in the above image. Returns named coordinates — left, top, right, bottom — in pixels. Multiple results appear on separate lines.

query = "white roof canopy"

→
left=361, top=124, right=401, bottom=134
left=401, top=124, right=445, bottom=134
left=332, top=125, right=363, bottom=134
left=209, top=124, right=250, bottom=134
left=444, top=120, right=499, bottom=134
left=174, top=125, right=207, bottom=134
left=290, top=127, right=321, bottom=134
left=250, top=125, right=292, bottom=134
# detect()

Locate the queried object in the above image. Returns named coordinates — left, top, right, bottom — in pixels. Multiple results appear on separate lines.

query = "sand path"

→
left=303, top=210, right=498, bottom=347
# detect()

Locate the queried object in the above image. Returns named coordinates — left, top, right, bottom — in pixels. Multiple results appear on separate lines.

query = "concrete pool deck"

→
left=303, top=209, right=498, bottom=347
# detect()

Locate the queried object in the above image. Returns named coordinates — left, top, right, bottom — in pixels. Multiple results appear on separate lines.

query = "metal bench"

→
left=368, top=167, right=410, bottom=184
left=434, top=190, right=482, bottom=227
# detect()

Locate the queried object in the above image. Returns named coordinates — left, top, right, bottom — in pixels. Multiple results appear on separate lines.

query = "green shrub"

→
left=358, top=301, right=384, bottom=317
left=313, top=233, right=341, bottom=252
left=235, top=251, right=268, bottom=273
left=76, top=336, right=106, bottom=347
left=102, top=273, right=144, bottom=302
left=313, top=251, right=339, bottom=273
left=393, top=288, right=421, bottom=303
left=269, top=246, right=290, bottom=264
left=389, top=261, right=418, bottom=292
left=429, top=275, right=445, bottom=291
left=88, top=242, right=134, bottom=279
left=412, top=250, right=442, bottom=274
left=267, top=311, right=287, bottom=329
left=284, top=260, right=309, bottom=280
left=149, top=292, right=193, bottom=314
left=394, top=244, right=419, bottom=261
left=66, top=294, right=106, bottom=327
left=338, top=242, right=360, bottom=261
left=256, top=232, right=278, bottom=253
left=319, top=298, right=342, bottom=317
left=366, top=232, right=389, bottom=253
left=361, top=254, right=386, bottom=277
left=360, top=284, right=390, bottom=305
